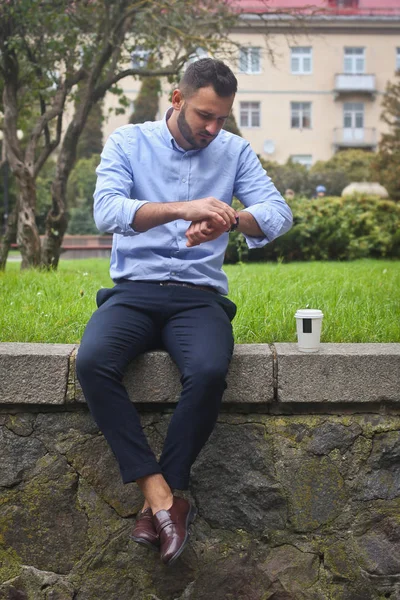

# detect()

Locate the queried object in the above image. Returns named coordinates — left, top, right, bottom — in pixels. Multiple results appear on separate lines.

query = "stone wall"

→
left=0, top=343, right=400, bottom=600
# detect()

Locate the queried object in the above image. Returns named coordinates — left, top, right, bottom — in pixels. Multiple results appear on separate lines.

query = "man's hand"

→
left=179, top=197, right=237, bottom=230
left=185, top=219, right=229, bottom=247
left=133, top=196, right=237, bottom=233
left=185, top=211, right=264, bottom=247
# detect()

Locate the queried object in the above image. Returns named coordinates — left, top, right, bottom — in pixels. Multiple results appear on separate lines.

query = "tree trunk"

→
left=0, top=204, right=17, bottom=271
left=16, top=169, right=41, bottom=269
left=41, top=102, right=94, bottom=270
left=40, top=174, right=69, bottom=270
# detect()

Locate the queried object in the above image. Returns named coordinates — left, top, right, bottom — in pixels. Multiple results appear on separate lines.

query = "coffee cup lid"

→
left=295, top=309, right=324, bottom=319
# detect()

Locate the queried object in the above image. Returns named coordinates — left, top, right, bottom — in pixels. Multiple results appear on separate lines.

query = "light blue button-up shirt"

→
left=94, top=109, right=292, bottom=295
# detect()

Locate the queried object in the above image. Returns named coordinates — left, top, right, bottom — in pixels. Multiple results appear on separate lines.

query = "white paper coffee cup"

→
left=295, top=309, right=324, bottom=353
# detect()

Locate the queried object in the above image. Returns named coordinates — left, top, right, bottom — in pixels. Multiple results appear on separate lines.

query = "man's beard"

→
left=177, top=105, right=215, bottom=149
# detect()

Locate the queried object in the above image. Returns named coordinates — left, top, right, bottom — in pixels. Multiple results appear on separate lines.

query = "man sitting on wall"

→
left=76, top=58, right=292, bottom=566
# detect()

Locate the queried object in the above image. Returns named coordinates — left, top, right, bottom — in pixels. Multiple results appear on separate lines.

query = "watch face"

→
left=230, top=216, right=239, bottom=232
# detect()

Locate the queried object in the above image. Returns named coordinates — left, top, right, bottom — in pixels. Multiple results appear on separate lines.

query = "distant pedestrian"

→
left=313, top=185, right=326, bottom=198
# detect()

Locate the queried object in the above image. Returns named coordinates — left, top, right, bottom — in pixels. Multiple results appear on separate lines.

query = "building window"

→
left=131, top=47, right=151, bottom=69
left=291, top=47, right=312, bottom=74
left=239, top=48, right=261, bottom=74
left=291, top=154, right=313, bottom=168
left=186, top=47, right=209, bottom=65
left=329, top=0, right=359, bottom=7
left=291, top=102, right=312, bottom=129
left=343, top=102, right=364, bottom=129
left=397, top=48, right=400, bottom=71
left=240, top=102, right=260, bottom=127
left=344, top=47, right=365, bottom=74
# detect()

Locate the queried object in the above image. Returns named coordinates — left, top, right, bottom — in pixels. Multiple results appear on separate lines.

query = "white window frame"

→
left=186, top=47, right=209, bottom=65
left=290, top=102, right=312, bottom=129
left=397, top=48, right=400, bottom=71
left=131, top=48, right=151, bottom=69
left=336, top=0, right=359, bottom=7
left=343, top=102, right=364, bottom=129
left=239, top=47, right=261, bottom=74
left=290, top=47, right=313, bottom=75
left=290, top=154, right=313, bottom=168
left=344, top=47, right=365, bottom=74
left=239, top=102, right=261, bottom=128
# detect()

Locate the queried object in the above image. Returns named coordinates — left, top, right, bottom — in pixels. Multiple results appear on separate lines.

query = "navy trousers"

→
left=76, top=281, right=236, bottom=490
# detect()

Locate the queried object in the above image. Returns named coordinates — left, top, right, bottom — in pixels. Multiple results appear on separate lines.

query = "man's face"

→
left=176, top=86, right=235, bottom=150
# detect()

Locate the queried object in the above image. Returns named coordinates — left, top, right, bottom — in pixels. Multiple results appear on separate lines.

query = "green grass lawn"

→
left=0, top=258, right=399, bottom=344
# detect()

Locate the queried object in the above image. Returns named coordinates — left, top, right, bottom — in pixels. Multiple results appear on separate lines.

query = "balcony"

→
left=333, top=127, right=377, bottom=150
left=334, top=74, right=376, bottom=97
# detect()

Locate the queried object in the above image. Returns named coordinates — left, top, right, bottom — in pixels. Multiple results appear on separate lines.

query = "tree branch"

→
left=34, top=112, right=63, bottom=179
left=93, top=66, right=182, bottom=103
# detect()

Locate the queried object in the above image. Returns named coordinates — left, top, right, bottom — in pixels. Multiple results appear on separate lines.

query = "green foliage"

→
left=259, top=150, right=375, bottom=198
left=225, top=198, right=248, bottom=263
left=36, top=156, right=99, bottom=235
left=260, top=159, right=311, bottom=197
left=35, top=160, right=56, bottom=234
left=67, top=206, right=98, bottom=235
left=129, top=72, right=161, bottom=124
left=309, top=149, right=375, bottom=196
left=0, top=0, right=88, bottom=147
left=65, top=155, right=100, bottom=234
left=226, top=195, right=400, bottom=264
left=307, top=167, right=349, bottom=197
left=66, top=155, right=100, bottom=209
left=76, top=102, right=103, bottom=160
left=312, top=149, right=374, bottom=183
left=371, top=71, right=400, bottom=201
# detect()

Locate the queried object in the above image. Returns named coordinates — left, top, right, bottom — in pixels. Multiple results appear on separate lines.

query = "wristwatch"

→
left=229, top=216, right=239, bottom=232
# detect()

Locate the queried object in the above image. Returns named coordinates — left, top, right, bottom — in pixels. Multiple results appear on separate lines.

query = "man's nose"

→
left=205, top=120, right=220, bottom=136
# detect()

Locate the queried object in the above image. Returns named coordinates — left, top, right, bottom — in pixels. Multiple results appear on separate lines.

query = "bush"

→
left=225, top=198, right=249, bottom=263
left=259, top=149, right=376, bottom=198
left=65, top=155, right=100, bottom=234
left=260, top=158, right=310, bottom=196
left=225, top=194, right=400, bottom=263
left=36, top=159, right=57, bottom=234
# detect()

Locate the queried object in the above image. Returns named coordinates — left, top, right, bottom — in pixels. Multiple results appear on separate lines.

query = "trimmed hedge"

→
left=225, top=194, right=400, bottom=263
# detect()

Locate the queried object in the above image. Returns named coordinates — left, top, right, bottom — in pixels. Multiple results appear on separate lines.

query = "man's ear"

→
left=171, top=89, right=184, bottom=110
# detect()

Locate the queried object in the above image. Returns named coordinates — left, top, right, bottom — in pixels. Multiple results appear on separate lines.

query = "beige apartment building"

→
left=103, top=1, right=400, bottom=166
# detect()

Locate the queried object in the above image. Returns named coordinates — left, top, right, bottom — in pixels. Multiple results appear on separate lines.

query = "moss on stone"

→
left=285, top=456, right=347, bottom=531
left=325, top=540, right=361, bottom=581
left=0, top=544, right=22, bottom=582
left=358, top=415, right=400, bottom=438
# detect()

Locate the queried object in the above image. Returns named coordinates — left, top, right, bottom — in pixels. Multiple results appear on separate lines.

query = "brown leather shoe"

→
left=131, top=508, right=159, bottom=552
left=152, top=496, right=197, bottom=566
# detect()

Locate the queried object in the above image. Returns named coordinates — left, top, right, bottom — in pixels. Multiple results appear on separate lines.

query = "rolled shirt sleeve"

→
left=93, top=129, right=149, bottom=235
left=233, top=144, right=293, bottom=249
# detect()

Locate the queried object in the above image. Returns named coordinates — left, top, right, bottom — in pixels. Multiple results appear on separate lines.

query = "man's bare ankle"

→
left=151, top=493, right=174, bottom=515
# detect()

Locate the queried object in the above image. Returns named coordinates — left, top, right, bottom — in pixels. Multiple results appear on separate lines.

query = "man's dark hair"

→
left=179, top=58, right=237, bottom=98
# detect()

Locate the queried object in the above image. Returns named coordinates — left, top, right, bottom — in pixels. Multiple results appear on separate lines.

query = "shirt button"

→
left=181, top=178, right=186, bottom=183
left=171, top=271, right=176, bottom=275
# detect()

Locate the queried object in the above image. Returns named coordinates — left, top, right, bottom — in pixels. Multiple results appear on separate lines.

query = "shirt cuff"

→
left=241, top=206, right=285, bottom=249
left=118, top=199, right=150, bottom=235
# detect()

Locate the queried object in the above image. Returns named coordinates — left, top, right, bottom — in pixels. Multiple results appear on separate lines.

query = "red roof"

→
left=230, top=0, right=400, bottom=16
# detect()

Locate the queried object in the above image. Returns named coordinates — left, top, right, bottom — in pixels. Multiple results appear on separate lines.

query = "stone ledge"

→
left=73, top=343, right=274, bottom=404
left=0, top=343, right=76, bottom=405
left=276, top=343, right=400, bottom=403
left=0, top=342, right=399, bottom=406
